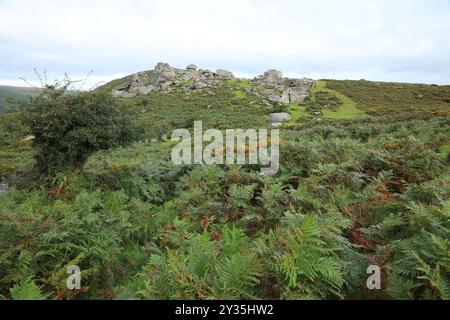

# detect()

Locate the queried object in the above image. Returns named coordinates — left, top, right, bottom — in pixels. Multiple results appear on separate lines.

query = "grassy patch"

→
left=226, top=79, right=251, bottom=89
left=288, top=104, right=310, bottom=120
left=234, top=90, right=247, bottom=100
left=312, top=81, right=365, bottom=119
left=288, top=80, right=364, bottom=121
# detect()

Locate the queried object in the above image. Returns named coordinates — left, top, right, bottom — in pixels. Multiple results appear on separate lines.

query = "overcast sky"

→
left=1, top=0, right=450, bottom=87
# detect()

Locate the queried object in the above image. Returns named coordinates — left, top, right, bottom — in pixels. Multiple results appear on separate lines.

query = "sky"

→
left=0, top=0, right=450, bottom=88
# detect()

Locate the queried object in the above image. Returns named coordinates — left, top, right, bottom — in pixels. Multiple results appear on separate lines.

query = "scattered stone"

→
left=22, top=135, right=36, bottom=142
left=269, top=122, right=283, bottom=129
left=0, top=183, right=10, bottom=193
left=269, top=113, right=292, bottom=124
left=192, top=82, right=208, bottom=90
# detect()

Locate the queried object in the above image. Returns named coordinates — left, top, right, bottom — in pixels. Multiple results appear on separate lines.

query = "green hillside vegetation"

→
left=287, top=80, right=366, bottom=123
left=325, top=79, right=450, bottom=115
left=121, top=85, right=271, bottom=140
left=0, top=78, right=449, bottom=300
left=0, top=86, right=40, bottom=112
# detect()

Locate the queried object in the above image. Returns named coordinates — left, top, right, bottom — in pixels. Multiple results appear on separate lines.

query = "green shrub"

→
left=20, top=84, right=140, bottom=177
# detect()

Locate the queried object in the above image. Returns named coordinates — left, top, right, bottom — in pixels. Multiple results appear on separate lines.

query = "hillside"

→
left=326, top=80, right=450, bottom=115
left=0, top=86, right=40, bottom=112
left=0, top=65, right=449, bottom=300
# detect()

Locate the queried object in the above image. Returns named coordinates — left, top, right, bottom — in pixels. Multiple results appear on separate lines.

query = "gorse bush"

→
left=20, top=83, right=140, bottom=177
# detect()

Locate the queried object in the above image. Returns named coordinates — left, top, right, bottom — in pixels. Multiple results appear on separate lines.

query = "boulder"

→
left=180, top=70, right=201, bottom=82
left=254, top=70, right=284, bottom=85
left=269, top=113, right=292, bottom=123
left=22, top=135, right=35, bottom=142
left=192, top=82, right=208, bottom=90
left=0, top=183, right=10, bottom=193
left=186, top=64, right=198, bottom=71
left=154, top=62, right=176, bottom=83
left=129, top=72, right=148, bottom=91
left=137, top=85, right=157, bottom=95
left=215, top=69, right=235, bottom=79
left=269, top=122, right=283, bottom=129
left=252, top=70, right=313, bottom=104
left=200, top=69, right=215, bottom=78
left=160, top=82, right=172, bottom=92
left=268, top=95, right=283, bottom=104
left=265, top=69, right=283, bottom=79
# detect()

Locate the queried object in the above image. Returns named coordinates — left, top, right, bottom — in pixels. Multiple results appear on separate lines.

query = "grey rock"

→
left=137, top=85, right=157, bottom=95
left=186, top=64, right=198, bottom=71
left=112, top=90, right=134, bottom=98
left=269, top=122, right=283, bottom=129
left=192, top=82, right=208, bottom=90
left=154, top=62, right=177, bottom=83
left=200, top=69, right=215, bottom=78
left=129, top=72, right=148, bottom=91
left=269, top=113, right=292, bottom=123
left=180, top=70, right=201, bottom=82
left=215, top=69, right=235, bottom=79
left=254, top=70, right=284, bottom=85
left=267, top=94, right=283, bottom=104
left=265, top=69, right=283, bottom=79
left=160, top=82, right=172, bottom=92
left=252, top=70, right=313, bottom=104
left=0, top=183, right=10, bottom=193
left=22, top=135, right=36, bottom=142
left=109, top=63, right=313, bottom=103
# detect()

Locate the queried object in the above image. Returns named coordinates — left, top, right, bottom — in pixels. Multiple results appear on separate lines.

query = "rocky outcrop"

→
left=186, top=64, right=198, bottom=71
left=252, top=70, right=313, bottom=104
left=215, top=69, right=235, bottom=79
left=111, top=63, right=236, bottom=96
left=107, top=63, right=313, bottom=104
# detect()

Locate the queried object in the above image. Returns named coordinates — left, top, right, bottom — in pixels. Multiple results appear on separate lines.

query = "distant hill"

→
left=0, top=86, right=40, bottom=112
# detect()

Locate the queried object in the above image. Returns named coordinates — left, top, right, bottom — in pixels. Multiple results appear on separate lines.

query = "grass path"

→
left=290, top=80, right=365, bottom=120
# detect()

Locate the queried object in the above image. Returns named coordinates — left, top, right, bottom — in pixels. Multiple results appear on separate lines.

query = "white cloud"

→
left=0, top=0, right=449, bottom=85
